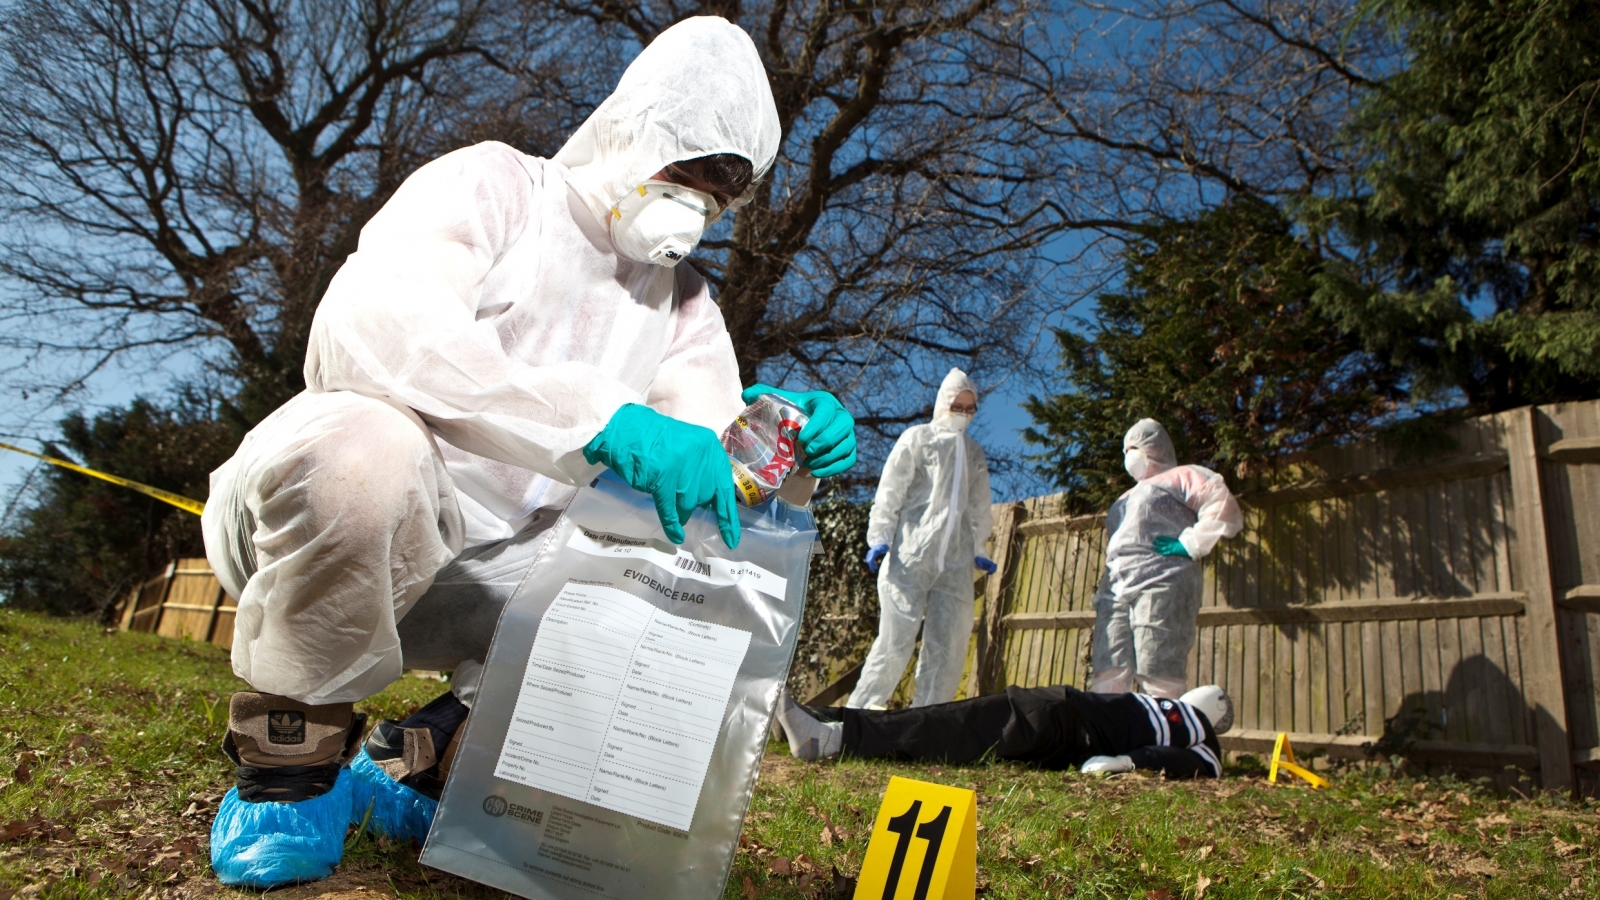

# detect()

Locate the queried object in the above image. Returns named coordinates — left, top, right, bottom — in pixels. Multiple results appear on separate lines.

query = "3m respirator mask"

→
left=610, top=181, right=716, bottom=267
left=1124, top=447, right=1153, bottom=481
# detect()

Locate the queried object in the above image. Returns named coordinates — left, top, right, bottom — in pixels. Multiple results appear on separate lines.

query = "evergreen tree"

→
left=1026, top=199, right=1404, bottom=512
left=1310, top=0, right=1600, bottom=409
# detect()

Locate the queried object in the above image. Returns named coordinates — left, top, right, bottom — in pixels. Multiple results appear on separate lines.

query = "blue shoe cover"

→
left=210, top=767, right=352, bottom=889
left=347, top=748, right=437, bottom=843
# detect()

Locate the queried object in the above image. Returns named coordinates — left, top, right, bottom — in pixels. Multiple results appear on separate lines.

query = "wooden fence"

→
left=116, top=558, right=235, bottom=648
left=968, top=400, right=1600, bottom=793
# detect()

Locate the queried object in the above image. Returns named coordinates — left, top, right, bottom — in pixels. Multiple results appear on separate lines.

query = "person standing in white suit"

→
left=1088, top=419, right=1242, bottom=699
left=847, top=369, right=995, bottom=710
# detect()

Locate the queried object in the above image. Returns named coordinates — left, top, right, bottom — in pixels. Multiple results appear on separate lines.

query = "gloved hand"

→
left=1153, top=535, right=1190, bottom=558
left=865, top=544, right=889, bottom=573
left=1080, top=754, right=1135, bottom=775
left=975, top=556, right=998, bottom=575
left=741, top=384, right=857, bottom=478
left=584, top=404, right=740, bottom=548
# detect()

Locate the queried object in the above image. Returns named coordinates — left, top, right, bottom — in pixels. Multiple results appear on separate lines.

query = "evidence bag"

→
left=420, top=472, right=817, bottom=899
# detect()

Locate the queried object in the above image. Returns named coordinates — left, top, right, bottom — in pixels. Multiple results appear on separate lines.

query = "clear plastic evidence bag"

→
left=421, top=471, right=818, bottom=899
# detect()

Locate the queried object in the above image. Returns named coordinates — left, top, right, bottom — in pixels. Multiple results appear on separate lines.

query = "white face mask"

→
left=609, top=181, right=715, bottom=266
left=1124, top=448, right=1151, bottom=481
left=934, top=412, right=972, bottom=432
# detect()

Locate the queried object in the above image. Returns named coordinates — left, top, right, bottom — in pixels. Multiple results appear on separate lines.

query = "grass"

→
left=1, top=608, right=1596, bottom=899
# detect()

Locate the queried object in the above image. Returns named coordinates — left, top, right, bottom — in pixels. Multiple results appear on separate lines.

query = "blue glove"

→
left=1153, top=535, right=1190, bottom=558
left=865, top=544, right=889, bottom=573
left=741, top=384, right=857, bottom=478
left=584, top=404, right=740, bottom=547
left=975, top=556, right=998, bottom=575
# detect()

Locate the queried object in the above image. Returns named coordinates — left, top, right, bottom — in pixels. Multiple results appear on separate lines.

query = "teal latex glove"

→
left=741, top=384, right=857, bottom=478
left=1152, top=535, right=1190, bottom=558
left=583, top=404, right=740, bottom=548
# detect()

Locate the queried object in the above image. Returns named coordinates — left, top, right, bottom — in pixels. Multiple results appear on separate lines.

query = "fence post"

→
left=116, top=582, right=141, bottom=630
left=1505, top=405, right=1574, bottom=792
left=972, top=502, right=1025, bottom=696
left=151, top=561, right=178, bottom=636
left=203, top=577, right=228, bottom=645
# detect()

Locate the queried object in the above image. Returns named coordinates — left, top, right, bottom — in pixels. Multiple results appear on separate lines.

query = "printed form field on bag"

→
left=494, top=582, right=752, bottom=831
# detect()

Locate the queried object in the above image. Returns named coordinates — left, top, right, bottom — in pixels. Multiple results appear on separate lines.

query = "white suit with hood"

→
left=848, top=369, right=994, bottom=709
left=201, top=17, right=781, bottom=706
left=1090, top=419, right=1243, bottom=698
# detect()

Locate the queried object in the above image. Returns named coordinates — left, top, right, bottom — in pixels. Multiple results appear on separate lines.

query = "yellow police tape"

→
left=0, top=441, right=206, bottom=516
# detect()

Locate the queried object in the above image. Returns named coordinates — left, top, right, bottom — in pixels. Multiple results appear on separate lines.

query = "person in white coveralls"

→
left=846, top=368, right=995, bottom=711
left=1087, top=419, right=1242, bottom=699
left=200, top=18, right=858, bottom=888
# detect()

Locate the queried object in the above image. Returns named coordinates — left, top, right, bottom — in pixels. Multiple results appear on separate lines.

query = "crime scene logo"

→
left=267, top=711, right=305, bottom=744
left=483, top=795, right=544, bottom=825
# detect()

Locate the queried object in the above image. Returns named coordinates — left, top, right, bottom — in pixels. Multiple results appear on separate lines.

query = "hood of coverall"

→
left=931, top=368, right=979, bottom=430
left=1123, top=418, right=1177, bottom=480
left=553, top=17, right=783, bottom=230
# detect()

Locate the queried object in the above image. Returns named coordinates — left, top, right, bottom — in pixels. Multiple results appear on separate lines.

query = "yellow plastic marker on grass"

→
left=854, top=776, right=977, bottom=900
left=0, top=441, right=205, bottom=516
left=1268, top=733, right=1329, bottom=789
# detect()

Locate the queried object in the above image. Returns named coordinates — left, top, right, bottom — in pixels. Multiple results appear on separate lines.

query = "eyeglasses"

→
left=663, top=163, right=736, bottom=213
left=949, top=403, right=977, bottom=415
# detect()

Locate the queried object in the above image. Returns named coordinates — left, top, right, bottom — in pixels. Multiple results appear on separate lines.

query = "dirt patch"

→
left=757, top=749, right=807, bottom=786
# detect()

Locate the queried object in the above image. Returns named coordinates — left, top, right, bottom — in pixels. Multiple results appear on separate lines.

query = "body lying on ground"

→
left=775, top=683, right=1234, bottom=779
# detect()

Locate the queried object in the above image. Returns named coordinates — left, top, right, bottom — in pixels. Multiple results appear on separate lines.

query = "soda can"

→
left=721, top=393, right=809, bottom=506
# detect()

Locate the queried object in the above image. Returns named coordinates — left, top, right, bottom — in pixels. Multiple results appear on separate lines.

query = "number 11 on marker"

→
left=854, top=777, right=977, bottom=900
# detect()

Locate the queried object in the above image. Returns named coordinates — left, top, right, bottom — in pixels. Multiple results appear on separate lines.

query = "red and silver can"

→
left=721, top=393, right=809, bottom=506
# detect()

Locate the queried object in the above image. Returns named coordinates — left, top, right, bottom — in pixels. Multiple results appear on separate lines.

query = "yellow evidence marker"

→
left=853, top=776, right=977, bottom=900
left=1268, top=733, right=1330, bottom=789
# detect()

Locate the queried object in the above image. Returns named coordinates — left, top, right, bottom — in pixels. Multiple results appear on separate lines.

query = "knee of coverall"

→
left=215, top=392, right=463, bottom=704
left=909, top=567, right=978, bottom=705
left=920, top=566, right=977, bottom=658
left=1127, top=568, right=1203, bottom=680
left=1091, top=585, right=1136, bottom=673
left=294, top=404, right=452, bottom=579
left=860, top=555, right=926, bottom=669
left=876, top=548, right=936, bottom=621
left=206, top=392, right=461, bottom=588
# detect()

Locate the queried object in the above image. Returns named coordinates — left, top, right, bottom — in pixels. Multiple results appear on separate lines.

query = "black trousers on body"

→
left=835, top=685, right=1090, bottom=771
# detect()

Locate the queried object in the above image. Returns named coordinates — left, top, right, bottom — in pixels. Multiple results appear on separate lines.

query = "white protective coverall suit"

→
left=848, top=369, right=994, bottom=709
left=201, top=17, right=781, bottom=706
left=1090, top=419, right=1243, bottom=698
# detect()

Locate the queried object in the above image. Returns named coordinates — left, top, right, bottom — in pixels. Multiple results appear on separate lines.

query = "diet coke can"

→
left=721, top=393, right=809, bottom=506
